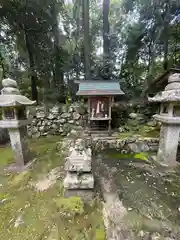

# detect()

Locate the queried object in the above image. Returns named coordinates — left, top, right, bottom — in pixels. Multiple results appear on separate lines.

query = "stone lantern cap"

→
left=0, top=78, right=36, bottom=107
left=148, top=73, right=180, bottom=102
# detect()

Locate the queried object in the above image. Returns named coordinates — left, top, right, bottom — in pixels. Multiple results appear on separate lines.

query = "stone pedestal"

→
left=65, top=148, right=92, bottom=172
left=9, top=127, right=31, bottom=166
left=64, top=172, right=94, bottom=189
left=158, top=124, right=180, bottom=165
left=63, top=142, right=94, bottom=200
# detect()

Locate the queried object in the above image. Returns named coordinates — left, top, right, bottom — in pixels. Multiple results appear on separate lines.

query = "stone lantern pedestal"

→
left=0, top=78, right=36, bottom=171
left=149, top=73, right=180, bottom=166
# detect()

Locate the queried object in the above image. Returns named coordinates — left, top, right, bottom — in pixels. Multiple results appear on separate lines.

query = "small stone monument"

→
left=0, top=78, right=36, bottom=170
left=63, top=138, right=94, bottom=200
left=149, top=73, right=180, bottom=166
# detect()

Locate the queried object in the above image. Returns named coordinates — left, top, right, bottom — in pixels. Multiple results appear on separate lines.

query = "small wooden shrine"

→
left=76, top=80, right=124, bottom=135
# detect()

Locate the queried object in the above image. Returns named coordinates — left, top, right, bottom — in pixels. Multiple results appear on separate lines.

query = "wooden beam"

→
left=90, top=117, right=111, bottom=121
left=88, top=97, right=91, bottom=136
left=108, top=97, right=112, bottom=135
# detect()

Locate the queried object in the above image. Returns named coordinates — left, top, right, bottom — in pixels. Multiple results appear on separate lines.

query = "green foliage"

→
left=95, top=228, right=106, bottom=240
left=0, top=0, right=180, bottom=100
left=106, top=151, right=150, bottom=162
left=134, top=152, right=149, bottom=162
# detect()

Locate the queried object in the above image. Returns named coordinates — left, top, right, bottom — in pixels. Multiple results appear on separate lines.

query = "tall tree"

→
left=0, top=52, right=7, bottom=79
left=0, top=0, right=43, bottom=102
left=82, top=0, right=91, bottom=79
left=51, top=0, right=65, bottom=102
left=163, top=0, right=171, bottom=70
left=24, top=27, right=38, bottom=102
left=103, top=0, right=110, bottom=78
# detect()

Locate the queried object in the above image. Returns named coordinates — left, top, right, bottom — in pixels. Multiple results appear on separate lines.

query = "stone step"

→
left=69, top=148, right=92, bottom=158
left=63, top=172, right=94, bottom=190
left=65, top=159, right=92, bottom=172
left=84, top=132, right=111, bottom=137
left=65, top=157, right=92, bottom=172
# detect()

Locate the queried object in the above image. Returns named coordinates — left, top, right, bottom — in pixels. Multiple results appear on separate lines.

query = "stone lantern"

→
left=148, top=73, right=180, bottom=165
left=0, top=78, right=36, bottom=169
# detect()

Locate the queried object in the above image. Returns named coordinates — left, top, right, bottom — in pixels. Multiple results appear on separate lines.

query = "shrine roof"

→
left=76, top=80, right=124, bottom=96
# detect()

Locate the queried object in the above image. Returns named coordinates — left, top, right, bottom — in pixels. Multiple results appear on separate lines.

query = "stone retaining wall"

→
left=27, top=100, right=154, bottom=138
left=91, top=137, right=159, bottom=153
left=61, top=136, right=159, bottom=154
left=27, top=103, right=87, bottom=138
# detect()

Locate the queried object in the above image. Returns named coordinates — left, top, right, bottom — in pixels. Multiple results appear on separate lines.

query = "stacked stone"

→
left=27, top=104, right=87, bottom=138
left=63, top=138, right=94, bottom=199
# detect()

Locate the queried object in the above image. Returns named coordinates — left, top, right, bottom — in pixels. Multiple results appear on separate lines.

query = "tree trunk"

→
left=24, top=29, right=38, bottom=103
left=74, top=0, right=81, bottom=79
left=163, top=37, right=168, bottom=71
left=51, top=0, right=65, bottom=103
left=82, top=0, right=91, bottom=80
left=0, top=52, right=7, bottom=80
left=146, top=26, right=164, bottom=86
left=163, top=1, right=170, bottom=70
left=103, top=0, right=110, bottom=78
left=143, top=3, right=171, bottom=94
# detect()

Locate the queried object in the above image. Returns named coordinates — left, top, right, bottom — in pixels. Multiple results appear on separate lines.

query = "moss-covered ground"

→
left=98, top=149, right=180, bottom=239
left=102, top=149, right=151, bottom=162
left=0, top=137, right=105, bottom=240
left=119, top=124, right=160, bottom=139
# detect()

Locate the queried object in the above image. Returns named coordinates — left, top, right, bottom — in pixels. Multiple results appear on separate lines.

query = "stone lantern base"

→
left=157, top=124, right=180, bottom=166
left=3, top=126, right=36, bottom=173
